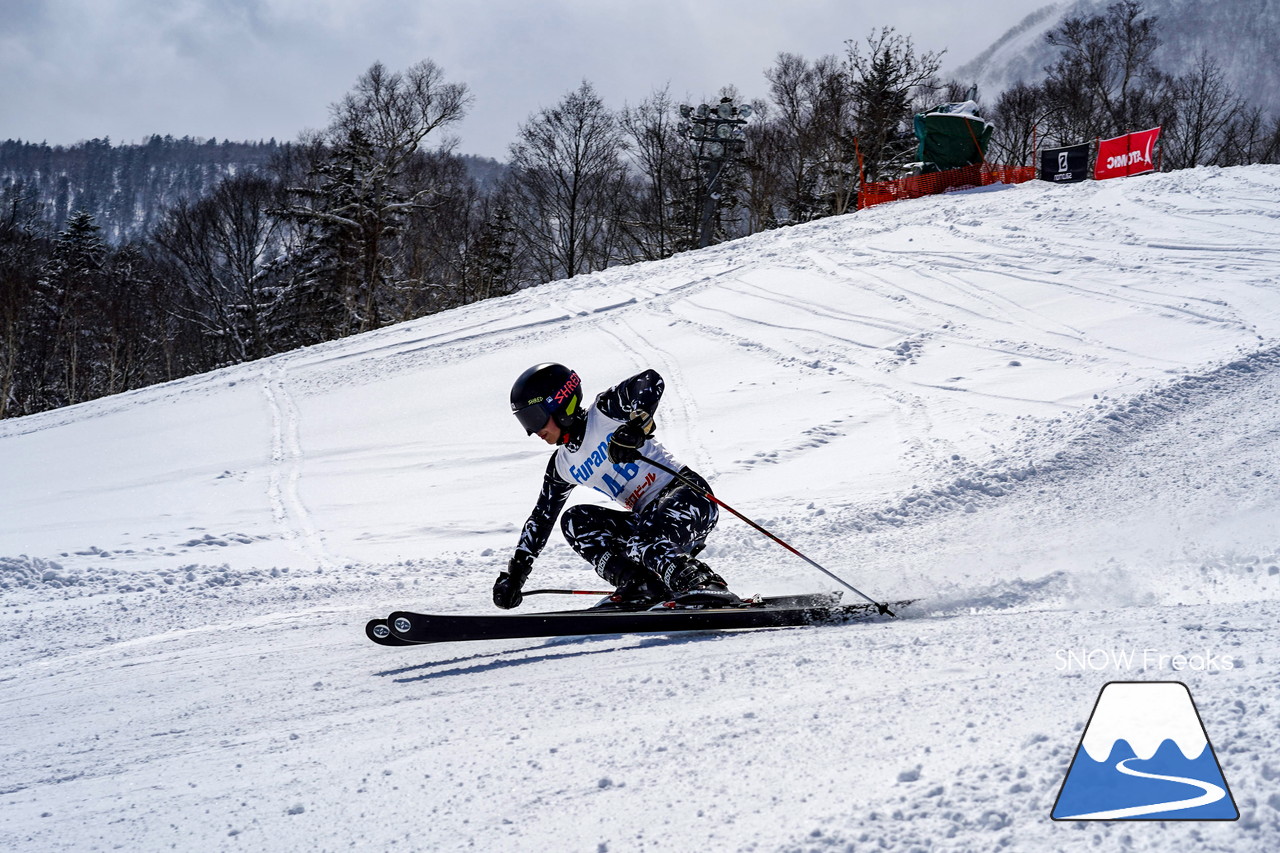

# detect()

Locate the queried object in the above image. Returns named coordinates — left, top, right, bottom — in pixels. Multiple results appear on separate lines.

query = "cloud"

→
left=1, top=0, right=1051, bottom=157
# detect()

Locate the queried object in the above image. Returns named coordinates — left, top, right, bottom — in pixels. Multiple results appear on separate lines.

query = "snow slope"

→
left=3, top=165, right=1280, bottom=851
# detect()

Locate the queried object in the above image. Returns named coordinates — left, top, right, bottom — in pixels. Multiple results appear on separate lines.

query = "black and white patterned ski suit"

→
left=513, top=370, right=718, bottom=587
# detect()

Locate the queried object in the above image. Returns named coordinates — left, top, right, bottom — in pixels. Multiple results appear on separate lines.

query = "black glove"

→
left=493, top=553, right=533, bottom=609
left=607, top=411, right=655, bottom=464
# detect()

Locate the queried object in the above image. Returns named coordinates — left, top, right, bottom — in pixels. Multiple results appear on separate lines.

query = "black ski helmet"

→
left=510, top=363, right=584, bottom=435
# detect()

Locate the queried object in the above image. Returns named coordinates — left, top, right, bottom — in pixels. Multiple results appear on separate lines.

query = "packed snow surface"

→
left=3, top=165, right=1280, bottom=851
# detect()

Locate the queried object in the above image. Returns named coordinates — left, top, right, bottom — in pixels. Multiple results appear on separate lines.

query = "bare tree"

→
left=399, top=149, right=483, bottom=314
left=153, top=174, right=285, bottom=363
left=1164, top=50, right=1244, bottom=168
left=765, top=53, right=822, bottom=222
left=739, top=99, right=786, bottom=233
left=760, top=53, right=855, bottom=222
left=1215, top=105, right=1280, bottom=166
left=506, top=81, right=629, bottom=283
left=1044, top=1, right=1165, bottom=139
left=618, top=86, right=691, bottom=260
left=989, top=81, right=1051, bottom=163
left=92, top=243, right=165, bottom=398
left=330, top=60, right=472, bottom=175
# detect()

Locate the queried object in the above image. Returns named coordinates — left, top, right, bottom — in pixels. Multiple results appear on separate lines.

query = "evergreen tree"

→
left=35, top=211, right=107, bottom=407
left=464, top=199, right=518, bottom=303
left=94, top=243, right=165, bottom=396
left=0, top=183, right=47, bottom=418
left=277, top=60, right=471, bottom=338
left=281, top=127, right=389, bottom=336
left=846, top=29, right=944, bottom=181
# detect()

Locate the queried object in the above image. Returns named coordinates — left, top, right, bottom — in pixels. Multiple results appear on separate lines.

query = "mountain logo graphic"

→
left=1052, top=681, right=1239, bottom=820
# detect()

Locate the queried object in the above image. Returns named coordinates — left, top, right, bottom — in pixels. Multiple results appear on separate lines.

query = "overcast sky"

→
left=1, top=0, right=1055, bottom=160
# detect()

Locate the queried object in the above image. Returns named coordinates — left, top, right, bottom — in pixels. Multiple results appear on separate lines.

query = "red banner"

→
left=1094, top=127, right=1161, bottom=180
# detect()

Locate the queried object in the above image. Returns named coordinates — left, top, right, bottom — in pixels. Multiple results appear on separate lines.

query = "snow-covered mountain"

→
left=3, top=165, right=1280, bottom=851
left=1079, top=682, right=1208, bottom=762
left=950, top=2, right=1069, bottom=97
left=953, top=0, right=1280, bottom=117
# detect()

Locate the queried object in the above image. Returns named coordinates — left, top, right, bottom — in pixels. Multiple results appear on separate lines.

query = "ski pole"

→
left=523, top=588, right=612, bottom=597
left=636, top=452, right=895, bottom=616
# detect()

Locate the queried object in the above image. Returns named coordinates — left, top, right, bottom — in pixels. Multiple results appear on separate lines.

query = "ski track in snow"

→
left=262, top=361, right=330, bottom=570
left=3, top=166, right=1280, bottom=852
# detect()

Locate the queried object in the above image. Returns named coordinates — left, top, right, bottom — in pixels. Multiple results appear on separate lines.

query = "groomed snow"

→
left=3, top=165, right=1279, bottom=851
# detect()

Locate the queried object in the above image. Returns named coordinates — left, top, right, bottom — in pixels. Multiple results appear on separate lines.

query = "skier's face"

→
left=535, top=415, right=562, bottom=445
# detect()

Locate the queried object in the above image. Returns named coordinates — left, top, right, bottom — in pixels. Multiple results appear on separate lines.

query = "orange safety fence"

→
left=857, top=164, right=1037, bottom=211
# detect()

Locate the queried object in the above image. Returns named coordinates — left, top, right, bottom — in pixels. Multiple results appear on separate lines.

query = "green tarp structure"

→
left=913, top=100, right=994, bottom=171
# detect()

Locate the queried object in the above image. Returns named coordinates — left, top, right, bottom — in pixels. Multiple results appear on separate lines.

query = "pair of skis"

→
left=365, top=591, right=915, bottom=646
left=367, top=453, right=905, bottom=647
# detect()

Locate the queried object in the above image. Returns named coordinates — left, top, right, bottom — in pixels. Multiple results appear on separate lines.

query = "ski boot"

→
left=665, top=556, right=740, bottom=607
left=592, top=555, right=672, bottom=611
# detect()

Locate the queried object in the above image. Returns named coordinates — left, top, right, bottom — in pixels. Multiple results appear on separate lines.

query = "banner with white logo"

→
left=1039, top=142, right=1091, bottom=183
left=1094, top=127, right=1162, bottom=180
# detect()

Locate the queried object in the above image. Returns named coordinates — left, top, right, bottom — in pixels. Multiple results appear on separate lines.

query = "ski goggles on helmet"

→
left=512, top=370, right=582, bottom=435
left=513, top=400, right=554, bottom=435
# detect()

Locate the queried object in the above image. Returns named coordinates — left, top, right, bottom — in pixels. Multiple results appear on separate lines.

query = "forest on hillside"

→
left=3, top=2, right=1278, bottom=420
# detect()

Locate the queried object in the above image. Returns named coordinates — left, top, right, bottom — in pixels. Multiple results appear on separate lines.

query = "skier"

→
left=494, top=363, right=735, bottom=611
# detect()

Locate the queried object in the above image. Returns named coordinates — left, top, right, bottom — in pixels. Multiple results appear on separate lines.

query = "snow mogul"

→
left=495, top=363, right=736, bottom=611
